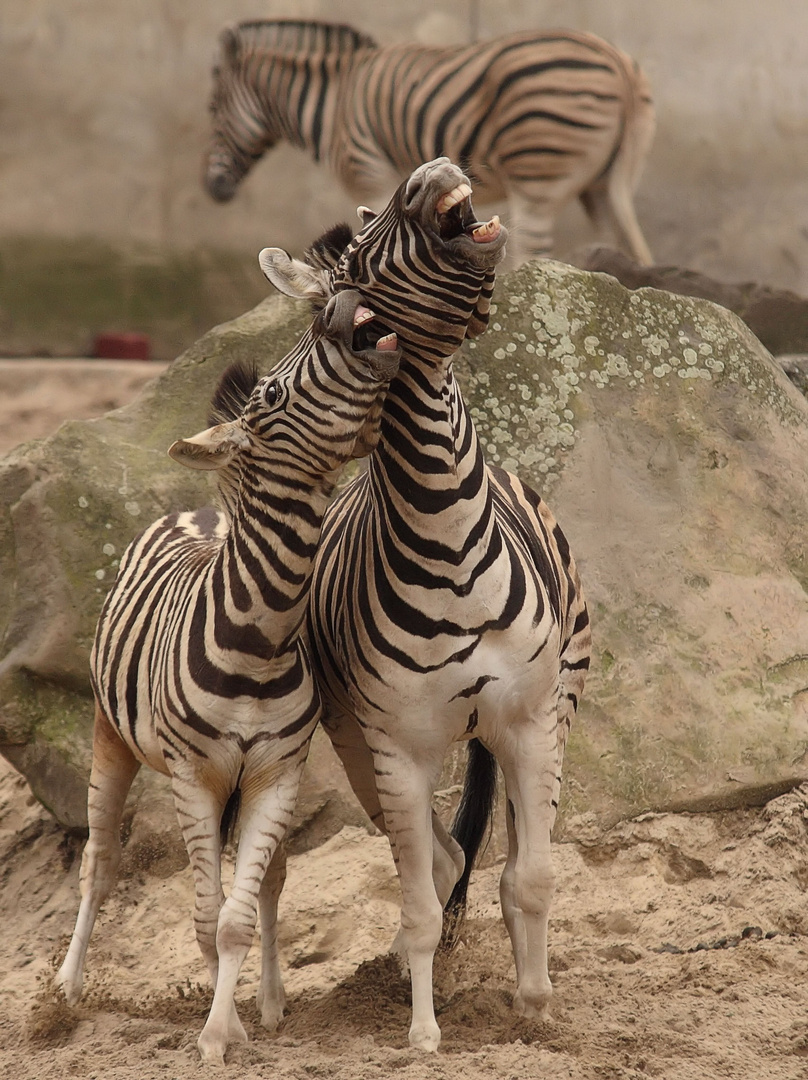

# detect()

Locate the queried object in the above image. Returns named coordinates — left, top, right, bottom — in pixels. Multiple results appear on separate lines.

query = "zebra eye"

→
left=262, top=380, right=280, bottom=406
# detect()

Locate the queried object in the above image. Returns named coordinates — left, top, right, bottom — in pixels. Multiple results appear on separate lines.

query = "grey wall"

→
left=2, top=1, right=807, bottom=353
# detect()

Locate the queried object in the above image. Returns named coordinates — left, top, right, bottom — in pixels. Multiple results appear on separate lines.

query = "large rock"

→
left=454, top=260, right=808, bottom=830
left=574, top=245, right=808, bottom=359
left=1, top=261, right=807, bottom=843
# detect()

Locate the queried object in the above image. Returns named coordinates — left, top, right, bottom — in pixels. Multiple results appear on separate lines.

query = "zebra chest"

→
left=342, top=593, right=562, bottom=742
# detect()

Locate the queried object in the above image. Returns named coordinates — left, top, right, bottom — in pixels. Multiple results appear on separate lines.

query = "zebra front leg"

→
left=171, top=773, right=246, bottom=1060
left=256, top=845, right=288, bottom=1030
left=56, top=702, right=140, bottom=1004
left=380, top=758, right=444, bottom=1052
left=197, top=764, right=304, bottom=1065
left=497, top=711, right=560, bottom=1020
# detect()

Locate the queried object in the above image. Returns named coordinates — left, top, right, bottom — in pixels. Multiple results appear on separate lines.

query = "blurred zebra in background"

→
left=55, top=288, right=401, bottom=1065
left=262, top=158, right=591, bottom=1052
left=205, top=20, right=655, bottom=266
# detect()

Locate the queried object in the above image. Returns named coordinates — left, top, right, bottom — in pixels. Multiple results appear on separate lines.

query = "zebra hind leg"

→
left=495, top=706, right=560, bottom=1021
left=579, top=178, right=653, bottom=266
left=256, top=845, right=288, bottom=1030
left=55, top=700, right=141, bottom=1005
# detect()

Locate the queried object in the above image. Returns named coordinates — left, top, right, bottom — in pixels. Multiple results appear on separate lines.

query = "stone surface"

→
left=1, top=261, right=807, bottom=845
left=574, top=245, right=808, bottom=359
left=454, top=260, right=808, bottom=830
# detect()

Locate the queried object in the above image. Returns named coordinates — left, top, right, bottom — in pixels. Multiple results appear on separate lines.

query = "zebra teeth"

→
left=353, top=305, right=375, bottom=327
left=471, top=216, right=502, bottom=244
left=435, top=183, right=473, bottom=215
left=375, top=332, right=398, bottom=352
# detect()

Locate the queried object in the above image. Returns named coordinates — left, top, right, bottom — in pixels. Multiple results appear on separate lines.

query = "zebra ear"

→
left=258, top=247, right=330, bottom=303
left=168, top=421, right=249, bottom=471
left=357, top=205, right=376, bottom=228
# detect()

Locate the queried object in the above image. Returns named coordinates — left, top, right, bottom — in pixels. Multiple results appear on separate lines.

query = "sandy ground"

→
left=0, top=359, right=169, bottom=456
left=2, top=362, right=808, bottom=1079
left=2, top=756, right=808, bottom=1080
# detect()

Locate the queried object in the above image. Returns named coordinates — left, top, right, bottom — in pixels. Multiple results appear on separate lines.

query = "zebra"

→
left=262, top=158, right=591, bottom=1051
left=204, top=19, right=655, bottom=267
left=54, top=285, right=401, bottom=1065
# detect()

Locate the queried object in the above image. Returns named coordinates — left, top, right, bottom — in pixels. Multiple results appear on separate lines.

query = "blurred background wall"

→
left=1, top=0, right=806, bottom=359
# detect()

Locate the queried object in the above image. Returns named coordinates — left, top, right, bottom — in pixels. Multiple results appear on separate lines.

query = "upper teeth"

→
left=436, top=183, right=472, bottom=214
left=353, top=306, right=374, bottom=326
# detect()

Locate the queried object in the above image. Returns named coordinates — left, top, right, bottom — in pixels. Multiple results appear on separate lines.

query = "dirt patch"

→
left=0, top=359, right=168, bottom=456
left=2, top=755, right=808, bottom=1080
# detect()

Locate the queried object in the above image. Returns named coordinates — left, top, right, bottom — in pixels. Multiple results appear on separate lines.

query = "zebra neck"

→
left=369, top=362, right=495, bottom=574
left=213, top=469, right=335, bottom=655
left=256, top=53, right=348, bottom=160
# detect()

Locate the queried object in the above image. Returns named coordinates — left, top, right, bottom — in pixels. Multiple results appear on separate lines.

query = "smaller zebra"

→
left=54, top=286, right=400, bottom=1065
left=204, top=20, right=655, bottom=266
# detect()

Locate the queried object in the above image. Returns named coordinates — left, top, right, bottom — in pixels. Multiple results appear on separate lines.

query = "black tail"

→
left=443, top=739, right=498, bottom=945
left=220, top=786, right=242, bottom=849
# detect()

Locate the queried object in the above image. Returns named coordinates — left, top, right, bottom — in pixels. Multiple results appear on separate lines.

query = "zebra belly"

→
left=331, top=610, right=564, bottom=757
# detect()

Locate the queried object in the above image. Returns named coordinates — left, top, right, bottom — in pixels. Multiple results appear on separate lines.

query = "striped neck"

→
left=211, top=454, right=337, bottom=662
left=368, top=356, right=494, bottom=585
left=237, top=22, right=372, bottom=160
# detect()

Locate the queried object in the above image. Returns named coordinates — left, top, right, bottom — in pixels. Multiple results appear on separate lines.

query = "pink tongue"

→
left=376, top=333, right=398, bottom=352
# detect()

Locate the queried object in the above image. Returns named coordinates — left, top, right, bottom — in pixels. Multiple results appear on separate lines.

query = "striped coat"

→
left=55, top=289, right=401, bottom=1064
left=263, top=158, right=591, bottom=1051
left=205, top=20, right=655, bottom=265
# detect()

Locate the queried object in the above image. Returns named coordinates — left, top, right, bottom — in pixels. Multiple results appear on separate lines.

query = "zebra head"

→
left=168, top=289, right=401, bottom=489
left=259, top=158, right=509, bottom=362
left=204, top=26, right=280, bottom=203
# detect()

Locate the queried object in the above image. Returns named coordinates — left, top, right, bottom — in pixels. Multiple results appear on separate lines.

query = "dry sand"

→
left=2, top=756, right=808, bottom=1079
left=1, top=361, right=808, bottom=1079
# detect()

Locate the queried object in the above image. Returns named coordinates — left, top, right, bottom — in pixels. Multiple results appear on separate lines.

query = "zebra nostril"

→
left=206, top=173, right=236, bottom=202
left=404, top=178, right=423, bottom=206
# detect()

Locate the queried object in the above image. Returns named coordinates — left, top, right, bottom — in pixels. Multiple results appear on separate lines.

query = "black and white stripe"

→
left=205, top=20, right=655, bottom=265
left=55, top=288, right=401, bottom=1064
left=263, top=159, right=591, bottom=1051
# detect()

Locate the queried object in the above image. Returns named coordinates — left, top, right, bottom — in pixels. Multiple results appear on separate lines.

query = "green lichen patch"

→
left=456, top=261, right=804, bottom=492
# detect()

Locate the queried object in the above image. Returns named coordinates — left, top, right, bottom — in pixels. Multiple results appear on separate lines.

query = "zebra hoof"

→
left=196, top=1028, right=227, bottom=1066
left=54, top=967, right=82, bottom=1008
left=408, top=1020, right=441, bottom=1052
left=257, top=990, right=287, bottom=1031
left=513, top=986, right=552, bottom=1021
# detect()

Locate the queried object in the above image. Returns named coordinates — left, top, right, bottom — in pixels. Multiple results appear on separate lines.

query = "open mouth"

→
left=352, top=305, right=398, bottom=353
left=434, top=182, right=502, bottom=247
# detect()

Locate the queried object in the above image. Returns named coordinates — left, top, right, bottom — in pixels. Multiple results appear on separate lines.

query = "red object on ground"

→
left=92, top=332, right=151, bottom=360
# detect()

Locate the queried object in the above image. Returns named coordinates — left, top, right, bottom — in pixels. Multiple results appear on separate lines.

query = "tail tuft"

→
left=442, top=739, right=498, bottom=948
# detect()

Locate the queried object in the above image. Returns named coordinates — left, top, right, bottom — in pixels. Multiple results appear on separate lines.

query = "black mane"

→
left=305, top=222, right=354, bottom=274
left=208, top=360, right=259, bottom=427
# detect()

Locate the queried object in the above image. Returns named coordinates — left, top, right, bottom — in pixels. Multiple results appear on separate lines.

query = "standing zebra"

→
left=205, top=20, right=655, bottom=266
left=262, top=158, right=591, bottom=1051
left=54, top=288, right=401, bottom=1065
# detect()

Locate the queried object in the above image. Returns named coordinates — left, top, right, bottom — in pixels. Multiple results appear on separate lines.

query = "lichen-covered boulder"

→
left=1, top=260, right=807, bottom=842
left=575, top=244, right=808, bottom=359
left=454, top=260, right=808, bottom=829
left=0, top=295, right=310, bottom=830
